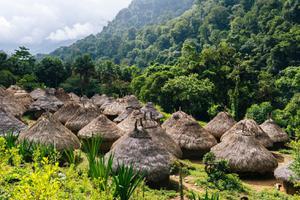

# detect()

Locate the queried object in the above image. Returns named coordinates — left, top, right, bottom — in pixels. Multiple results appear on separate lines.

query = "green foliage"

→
left=3, top=132, right=18, bottom=149
left=189, top=191, right=219, bottom=200
left=0, top=70, right=16, bottom=87
left=246, top=102, right=273, bottom=124
left=203, top=152, right=244, bottom=192
left=113, top=164, right=144, bottom=200
left=16, top=74, right=43, bottom=91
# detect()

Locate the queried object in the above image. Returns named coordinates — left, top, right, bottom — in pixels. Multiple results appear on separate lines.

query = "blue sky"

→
left=0, top=0, right=132, bottom=54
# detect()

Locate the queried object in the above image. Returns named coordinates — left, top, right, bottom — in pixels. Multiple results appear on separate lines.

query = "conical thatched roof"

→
left=205, top=112, right=236, bottom=139
left=27, top=94, right=64, bottom=118
left=113, top=107, right=134, bottom=123
left=78, top=115, right=124, bottom=151
left=53, top=102, right=81, bottom=124
left=68, top=92, right=80, bottom=102
left=162, top=111, right=217, bottom=158
left=102, top=95, right=141, bottom=116
left=274, top=161, right=299, bottom=183
left=141, top=102, right=163, bottom=120
left=80, top=95, right=95, bottom=108
left=221, top=119, right=273, bottom=148
left=91, top=94, right=110, bottom=107
left=106, top=122, right=171, bottom=183
left=260, top=119, right=289, bottom=143
left=0, top=88, right=27, bottom=118
left=65, top=106, right=99, bottom=133
left=117, top=110, right=182, bottom=158
left=211, top=129, right=278, bottom=174
left=0, top=108, right=27, bottom=135
left=30, top=88, right=46, bottom=100
left=55, top=88, right=71, bottom=103
left=6, top=85, right=22, bottom=92
left=18, top=113, right=80, bottom=150
left=6, top=86, right=33, bottom=109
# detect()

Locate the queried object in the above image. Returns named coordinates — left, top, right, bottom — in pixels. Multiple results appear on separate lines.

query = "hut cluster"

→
left=0, top=85, right=291, bottom=186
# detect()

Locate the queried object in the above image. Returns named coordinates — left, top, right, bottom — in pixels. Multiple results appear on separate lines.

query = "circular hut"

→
left=117, top=110, right=182, bottom=158
left=205, top=112, right=236, bottom=139
left=162, top=111, right=217, bottom=158
left=91, top=94, right=110, bottom=107
left=53, top=102, right=81, bottom=125
left=18, top=113, right=80, bottom=150
left=68, top=92, right=80, bottom=103
left=211, top=129, right=278, bottom=174
left=65, top=106, right=99, bottom=133
left=274, top=161, right=300, bottom=194
left=260, top=119, right=289, bottom=146
left=6, top=85, right=33, bottom=109
left=0, top=108, right=27, bottom=136
left=106, top=122, right=171, bottom=185
left=140, top=102, right=163, bottom=120
left=0, top=88, right=27, bottom=118
left=221, top=119, right=273, bottom=148
left=55, top=88, right=71, bottom=103
left=78, top=115, right=124, bottom=152
left=113, top=107, right=134, bottom=123
left=30, top=88, right=46, bottom=100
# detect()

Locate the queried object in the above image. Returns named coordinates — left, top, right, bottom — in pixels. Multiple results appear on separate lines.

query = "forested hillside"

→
left=0, top=0, right=299, bottom=136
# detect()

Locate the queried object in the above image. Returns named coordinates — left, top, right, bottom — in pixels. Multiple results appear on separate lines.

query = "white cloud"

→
left=0, top=0, right=132, bottom=53
left=47, top=23, right=98, bottom=42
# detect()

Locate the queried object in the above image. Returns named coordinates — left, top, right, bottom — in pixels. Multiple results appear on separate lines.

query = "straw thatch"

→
left=162, top=111, right=217, bottom=158
left=27, top=94, right=64, bottom=118
left=260, top=119, right=289, bottom=144
left=0, top=108, right=27, bottom=135
left=6, top=86, right=33, bottom=109
left=106, top=122, right=171, bottom=184
left=102, top=95, right=141, bottom=116
left=65, top=106, right=100, bottom=133
left=211, top=129, right=278, bottom=174
left=0, top=88, right=27, bottom=118
left=53, top=102, right=81, bottom=124
left=55, top=88, right=71, bottom=103
left=30, top=88, right=46, bottom=100
left=117, top=110, right=182, bottom=158
left=78, top=114, right=124, bottom=151
left=18, top=113, right=80, bottom=150
left=80, top=95, right=96, bottom=108
left=221, top=119, right=273, bottom=148
left=68, top=92, right=80, bottom=102
left=141, top=102, right=163, bottom=120
left=113, top=107, right=134, bottom=123
left=91, top=94, right=110, bottom=107
left=205, top=112, right=236, bottom=139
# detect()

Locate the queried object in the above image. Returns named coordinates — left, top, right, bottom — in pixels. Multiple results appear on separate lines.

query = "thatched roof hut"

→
left=91, top=94, right=110, bottom=107
left=78, top=114, right=124, bottom=152
left=162, top=111, right=217, bottom=158
left=221, top=119, right=273, bottom=148
left=113, top=107, right=134, bottom=123
left=55, top=88, right=71, bottom=103
left=27, top=94, right=64, bottom=119
left=6, top=86, right=33, bottom=109
left=117, top=110, right=182, bottom=158
left=106, top=122, right=171, bottom=184
left=30, top=88, right=46, bottom=100
left=211, top=129, right=278, bottom=174
left=0, top=88, right=27, bottom=118
left=68, top=92, right=80, bottom=102
left=205, top=112, right=236, bottom=139
left=53, top=102, right=81, bottom=125
left=65, top=106, right=99, bottom=133
left=260, top=119, right=289, bottom=144
left=0, top=108, right=27, bottom=135
left=18, top=113, right=80, bottom=150
left=102, top=95, right=141, bottom=117
left=141, top=102, right=163, bottom=120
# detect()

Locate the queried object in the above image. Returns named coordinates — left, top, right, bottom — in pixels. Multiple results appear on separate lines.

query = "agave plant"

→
left=113, top=164, right=144, bottom=200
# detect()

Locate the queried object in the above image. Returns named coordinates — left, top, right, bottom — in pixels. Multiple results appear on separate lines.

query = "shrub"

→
left=246, top=102, right=273, bottom=124
left=3, top=132, right=18, bottom=149
left=189, top=191, right=219, bottom=200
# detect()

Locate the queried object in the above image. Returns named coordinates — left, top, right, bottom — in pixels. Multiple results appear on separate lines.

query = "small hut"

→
left=205, top=112, right=236, bottom=139
left=0, top=108, right=27, bottom=136
left=0, top=88, right=27, bottom=118
left=68, top=92, right=80, bottom=103
left=211, top=129, right=278, bottom=174
left=91, top=94, right=110, bottom=107
left=53, top=102, right=81, bottom=124
left=260, top=119, right=289, bottom=146
left=106, top=122, right=171, bottom=185
left=221, top=119, right=273, bottom=148
left=141, top=102, right=163, bottom=121
left=18, top=113, right=80, bottom=150
left=102, top=95, right=141, bottom=118
left=274, top=161, right=300, bottom=194
left=162, top=111, right=217, bottom=158
left=113, top=107, right=134, bottom=123
left=30, top=88, right=46, bottom=100
left=65, top=106, right=99, bottom=133
left=55, top=88, right=71, bottom=103
left=117, top=110, right=182, bottom=158
left=78, top=115, right=124, bottom=152
left=27, top=93, right=64, bottom=119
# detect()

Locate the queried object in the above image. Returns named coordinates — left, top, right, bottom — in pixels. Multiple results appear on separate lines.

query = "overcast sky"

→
left=0, top=0, right=132, bottom=54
